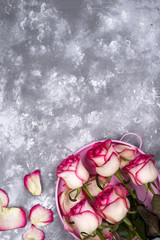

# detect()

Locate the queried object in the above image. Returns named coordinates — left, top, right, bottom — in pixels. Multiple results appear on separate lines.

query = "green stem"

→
left=96, top=229, right=106, bottom=240
left=148, top=183, right=156, bottom=195
left=82, top=185, right=95, bottom=202
left=115, top=171, right=137, bottom=199
left=112, top=231, right=120, bottom=240
left=123, top=217, right=142, bottom=240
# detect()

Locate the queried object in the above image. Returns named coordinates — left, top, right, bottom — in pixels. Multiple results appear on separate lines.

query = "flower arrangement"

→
left=56, top=135, right=160, bottom=240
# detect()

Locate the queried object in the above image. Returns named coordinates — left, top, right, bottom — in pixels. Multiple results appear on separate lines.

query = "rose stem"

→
left=123, top=217, right=142, bottom=240
left=82, top=184, right=95, bottom=202
left=148, top=183, right=156, bottom=195
left=96, top=229, right=107, bottom=240
left=115, top=171, right=137, bottom=199
left=112, top=231, right=120, bottom=240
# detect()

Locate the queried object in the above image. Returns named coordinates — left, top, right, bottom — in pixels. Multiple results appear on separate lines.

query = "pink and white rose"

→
left=122, top=154, right=158, bottom=185
left=93, top=184, right=130, bottom=224
left=68, top=199, right=101, bottom=235
left=113, top=144, right=137, bottom=168
left=57, top=155, right=89, bottom=189
left=59, top=189, right=85, bottom=216
left=87, top=140, right=120, bottom=177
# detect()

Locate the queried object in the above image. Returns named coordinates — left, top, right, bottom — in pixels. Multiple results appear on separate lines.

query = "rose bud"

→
left=85, top=175, right=108, bottom=197
left=122, top=154, right=158, bottom=185
left=68, top=199, right=101, bottom=236
left=59, top=189, right=85, bottom=216
left=113, top=144, right=137, bottom=168
left=87, top=140, right=120, bottom=177
left=57, top=155, right=89, bottom=189
left=93, top=184, right=130, bottom=224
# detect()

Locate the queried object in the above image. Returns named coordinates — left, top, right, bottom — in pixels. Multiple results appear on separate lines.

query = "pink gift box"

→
left=56, top=133, right=160, bottom=240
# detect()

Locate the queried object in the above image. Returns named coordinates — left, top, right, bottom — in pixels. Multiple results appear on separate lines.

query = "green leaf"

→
left=117, top=222, right=130, bottom=240
left=130, top=212, right=147, bottom=240
left=152, top=194, right=160, bottom=218
left=129, top=230, right=136, bottom=240
left=112, top=223, right=119, bottom=232
left=137, top=205, right=160, bottom=236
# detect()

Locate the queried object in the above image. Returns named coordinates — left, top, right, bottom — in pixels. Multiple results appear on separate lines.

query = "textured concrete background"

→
left=0, top=0, right=160, bottom=239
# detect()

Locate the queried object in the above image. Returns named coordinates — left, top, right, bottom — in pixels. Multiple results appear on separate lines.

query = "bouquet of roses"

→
left=57, top=139, right=160, bottom=240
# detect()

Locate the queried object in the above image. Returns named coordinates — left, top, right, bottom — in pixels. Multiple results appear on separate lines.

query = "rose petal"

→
left=76, top=160, right=90, bottom=183
left=0, top=190, right=9, bottom=208
left=102, top=198, right=130, bottom=224
left=96, top=153, right=120, bottom=177
left=0, top=207, right=27, bottom=231
left=69, top=199, right=101, bottom=236
left=71, top=211, right=100, bottom=235
left=113, top=144, right=137, bottom=161
left=29, top=204, right=53, bottom=226
left=24, top=170, right=42, bottom=196
left=58, top=171, right=84, bottom=189
left=23, top=224, right=45, bottom=240
left=136, top=160, right=158, bottom=185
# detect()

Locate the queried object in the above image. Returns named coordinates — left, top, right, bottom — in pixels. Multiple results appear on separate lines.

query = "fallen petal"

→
left=29, top=204, right=53, bottom=226
left=23, top=224, right=45, bottom=240
left=24, top=170, right=42, bottom=196
left=0, top=190, right=9, bottom=208
left=0, top=207, right=27, bottom=231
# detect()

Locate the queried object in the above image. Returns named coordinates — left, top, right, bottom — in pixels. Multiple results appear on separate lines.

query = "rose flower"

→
left=57, top=155, right=89, bottom=189
left=122, top=154, right=158, bottom=185
left=68, top=199, right=101, bottom=236
left=93, top=184, right=130, bottom=224
left=87, top=140, right=120, bottom=177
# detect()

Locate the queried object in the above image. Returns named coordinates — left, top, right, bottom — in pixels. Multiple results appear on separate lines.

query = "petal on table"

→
left=0, top=207, right=27, bottom=231
left=23, top=224, right=45, bottom=240
left=24, top=170, right=42, bottom=196
left=0, top=190, right=9, bottom=207
left=29, top=204, right=53, bottom=226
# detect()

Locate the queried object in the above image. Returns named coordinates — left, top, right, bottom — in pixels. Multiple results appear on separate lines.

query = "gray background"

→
left=0, top=0, right=160, bottom=239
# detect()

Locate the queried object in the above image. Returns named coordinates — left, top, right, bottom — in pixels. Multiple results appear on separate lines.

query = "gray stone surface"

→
left=0, top=0, right=160, bottom=239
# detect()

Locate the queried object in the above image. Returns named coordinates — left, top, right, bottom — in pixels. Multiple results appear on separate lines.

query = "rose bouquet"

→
left=56, top=134, right=160, bottom=240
